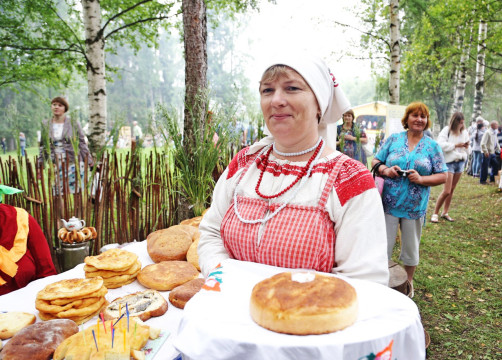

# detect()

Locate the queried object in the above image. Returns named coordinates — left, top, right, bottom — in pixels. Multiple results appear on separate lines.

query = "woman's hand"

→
left=407, top=169, right=422, bottom=184
left=344, top=134, right=356, bottom=141
left=381, top=165, right=400, bottom=178
left=455, top=141, right=469, bottom=148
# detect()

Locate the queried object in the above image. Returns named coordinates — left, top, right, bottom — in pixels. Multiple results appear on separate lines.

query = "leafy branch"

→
left=105, top=12, right=182, bottom=41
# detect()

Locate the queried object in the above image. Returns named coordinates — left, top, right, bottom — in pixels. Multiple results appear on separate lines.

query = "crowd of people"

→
left=463, top=116, right=502, bottom=192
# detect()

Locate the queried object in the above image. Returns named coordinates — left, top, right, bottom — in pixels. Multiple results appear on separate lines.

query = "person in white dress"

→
left=431, top=112, right=470, bottom=222
left=198, top=55, right=389, bottom=286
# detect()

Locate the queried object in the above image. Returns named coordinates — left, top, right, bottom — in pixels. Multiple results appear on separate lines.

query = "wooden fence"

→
left=0, top=146, right=178, bottom=272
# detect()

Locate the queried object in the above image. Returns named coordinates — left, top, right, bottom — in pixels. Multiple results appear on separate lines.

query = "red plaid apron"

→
left=221, top=153, right=349, bottom=273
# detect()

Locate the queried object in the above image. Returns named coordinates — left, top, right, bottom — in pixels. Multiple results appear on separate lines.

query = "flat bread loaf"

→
left=0, top=312, right=36, bottom=340
left=103, top=290, right=168, bottom=321
left=84, top=260, right=141, bottom=278
left=137, top=261, right=199, bottom=291
left=84, top=248, right=138, bottom=272
left=49, top=286, right=108, bottom=305
left=36, top=277, right=104, bottom=301
left=250, top=272, right=358, bottom=335
left=36, top=278, right=108, bottom=325
left=169, top=278, right=205, bottom=309
left=0, top=319, right=78, bottom=360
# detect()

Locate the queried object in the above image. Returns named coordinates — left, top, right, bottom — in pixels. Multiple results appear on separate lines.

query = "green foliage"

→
left=154, top=94, right=236, bottom=216
left=0, top=0, right=180, bottom=88
left=0, top=0, right=83, bottom=87
left=357, top=0, right=502, bottom=126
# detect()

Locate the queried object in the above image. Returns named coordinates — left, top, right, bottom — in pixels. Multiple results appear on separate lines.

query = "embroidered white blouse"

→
left=198, top=147, right=390, bottom=286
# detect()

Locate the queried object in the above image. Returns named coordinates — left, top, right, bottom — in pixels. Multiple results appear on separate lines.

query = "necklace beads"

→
left=255, top=139, right=323, bottom=199
left=273, top=137, right=322, bottom=157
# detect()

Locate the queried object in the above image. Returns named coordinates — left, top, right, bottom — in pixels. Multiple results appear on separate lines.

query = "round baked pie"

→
left=250, top=272, right=358, bottom=335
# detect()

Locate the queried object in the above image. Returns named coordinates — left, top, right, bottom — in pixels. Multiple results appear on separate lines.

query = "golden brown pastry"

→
left=84, top=248, right=138, bottom=272
left=137, top=261, right=199, bottom=291
left=250, top=272, right=358, bottom=335
left=36, top=277, right=104, bottom=301
left=169, top=278, right=205, bottom=309
left=146, top=226, right=195, bottom=262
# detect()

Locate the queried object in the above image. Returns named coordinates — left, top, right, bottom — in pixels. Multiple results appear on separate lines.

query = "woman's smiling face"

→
left=51, top=102, right=66, bottom=116
left=407, top=111, right=428, bottom=132
left=260, top=67, right=320, bottom=148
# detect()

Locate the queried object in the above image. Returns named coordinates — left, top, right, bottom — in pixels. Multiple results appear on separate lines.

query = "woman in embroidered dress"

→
left=336, top=109, right=368, bottom=166
left=431, top=112, right=470, bottom=223
left=198, top=56, right=389, bottom=286
left=371, top=102, right=447, bottom=296
left=38, top=97, right=93, bottom=193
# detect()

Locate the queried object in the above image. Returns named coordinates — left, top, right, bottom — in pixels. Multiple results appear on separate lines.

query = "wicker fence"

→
left=0, top=147, right=178, bottom=271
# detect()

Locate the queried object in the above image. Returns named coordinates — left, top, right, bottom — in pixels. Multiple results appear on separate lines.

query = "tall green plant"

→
left=155, top=96, right=234, bottom=217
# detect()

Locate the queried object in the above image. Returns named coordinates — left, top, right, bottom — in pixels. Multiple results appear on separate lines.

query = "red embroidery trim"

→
left=255, top=140, right=323, bottom=199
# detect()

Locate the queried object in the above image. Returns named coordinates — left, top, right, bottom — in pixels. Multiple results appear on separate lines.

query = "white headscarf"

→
left=249, top=55, right=351, bottom=153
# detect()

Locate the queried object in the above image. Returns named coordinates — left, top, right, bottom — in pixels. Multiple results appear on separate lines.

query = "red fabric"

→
left=226, top=147, right=251, bottom=179
left=221, top=154, right=348, bottom=273
left=334, top=160, right=376, bottom=207
left=0, top=204, right=56, bottom=295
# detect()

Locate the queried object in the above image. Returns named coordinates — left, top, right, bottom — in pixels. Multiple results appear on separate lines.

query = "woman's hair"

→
left=260, top=65, right=292, bottom=85
left=449, top=112, right=465, bottom=133
left=343, top=110, right=355, bottom=122
left=401, top=102, right=431, bottom=130
left=51, top=97, right=69, bottom=113
left=475, top=123, right=483, bottom=142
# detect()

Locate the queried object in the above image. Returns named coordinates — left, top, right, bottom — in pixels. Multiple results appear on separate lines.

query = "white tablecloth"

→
left=0, top=241, right=183, bottom=360
left=1, top=243, right=426, bottom=360
left=174, top=259, right=426, bottom=360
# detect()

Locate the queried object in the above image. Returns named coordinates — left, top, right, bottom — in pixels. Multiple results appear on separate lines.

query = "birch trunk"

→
left=471, top=20, right=487, bottom=122
left=389, top=0, right=400, bottom=105
left=82, top=0, right=107, bottom=155
left=451, top=25, right=473, bottom=115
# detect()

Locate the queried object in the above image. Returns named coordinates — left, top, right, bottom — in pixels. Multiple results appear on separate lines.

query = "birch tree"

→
left=1, top=0, right=179, bottom=154
left=471, top=19, right=487, bottom=122
left=389, top=0, right=400, bottom=105
left=451, top=24, right=473, bottom=115
left=82, top=0, right=106, bottom=154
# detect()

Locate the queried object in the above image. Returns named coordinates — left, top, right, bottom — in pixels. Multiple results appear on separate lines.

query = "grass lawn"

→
left=401, top=174, right=501, bottom=359
left=0, top=147, right=39, bottom=161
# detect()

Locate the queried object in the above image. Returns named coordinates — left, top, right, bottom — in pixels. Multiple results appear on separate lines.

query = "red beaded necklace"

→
left=255, top=139, right=323, bottom=199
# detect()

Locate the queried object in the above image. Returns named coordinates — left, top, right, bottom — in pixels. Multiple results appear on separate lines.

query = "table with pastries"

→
left=0, top=239, right=426, bottom=360
left=0, top=240, right=183, bottom=360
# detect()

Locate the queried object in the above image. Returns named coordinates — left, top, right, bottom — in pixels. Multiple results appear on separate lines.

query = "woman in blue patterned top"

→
left=371, top=102, right=447, bottom=296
